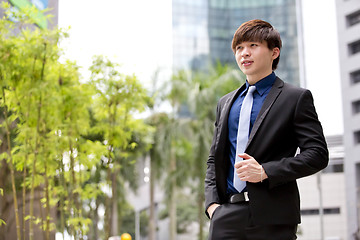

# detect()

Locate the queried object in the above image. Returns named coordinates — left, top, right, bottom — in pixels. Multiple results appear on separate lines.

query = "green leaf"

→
left=0, top=219, right=6, bottom=226
left=0, top=152, right=9, bottom=161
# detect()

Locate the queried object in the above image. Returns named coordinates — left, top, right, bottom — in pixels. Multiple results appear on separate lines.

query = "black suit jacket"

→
left=205, top=77, right=329, bottom=225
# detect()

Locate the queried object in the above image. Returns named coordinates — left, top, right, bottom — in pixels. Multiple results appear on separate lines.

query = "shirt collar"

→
left=243, top=72, right=276, bottom=96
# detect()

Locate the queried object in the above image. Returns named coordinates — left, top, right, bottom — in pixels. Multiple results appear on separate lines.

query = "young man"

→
left=204, top=19, right=328, bottom=240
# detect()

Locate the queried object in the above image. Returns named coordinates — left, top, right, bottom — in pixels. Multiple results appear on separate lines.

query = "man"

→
left=204, top=19, right=328, bottom=240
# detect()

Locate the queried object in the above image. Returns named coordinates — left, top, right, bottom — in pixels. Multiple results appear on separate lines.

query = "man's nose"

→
left=241, top=48, right=250, bottom=57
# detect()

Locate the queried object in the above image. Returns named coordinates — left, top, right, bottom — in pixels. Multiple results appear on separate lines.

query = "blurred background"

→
left=0, top=0, right=359, bottom=239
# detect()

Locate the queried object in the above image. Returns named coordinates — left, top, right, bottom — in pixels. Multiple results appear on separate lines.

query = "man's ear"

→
left=272, top=47, right=280, bottom=60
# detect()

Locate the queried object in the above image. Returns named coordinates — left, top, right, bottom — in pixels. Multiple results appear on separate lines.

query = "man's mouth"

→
left=242, top=61, right=253, bottom=66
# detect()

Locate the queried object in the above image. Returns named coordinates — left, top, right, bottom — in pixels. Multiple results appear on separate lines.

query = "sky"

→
left=58, top=0, right=172, bottom=86
left=301, top=0, right=343, bottom=136
left=58, top=0, right=343, bottom=137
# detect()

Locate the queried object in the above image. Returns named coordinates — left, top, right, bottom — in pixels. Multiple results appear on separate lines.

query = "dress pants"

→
left=208, top=202, right=297, bottom=240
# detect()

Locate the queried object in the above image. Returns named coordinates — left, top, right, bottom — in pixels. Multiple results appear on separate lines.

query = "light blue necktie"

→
left=233, top=85, right=256, bottom=192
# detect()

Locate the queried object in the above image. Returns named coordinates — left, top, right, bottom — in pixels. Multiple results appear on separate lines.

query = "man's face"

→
left=235, top=41, right=279, bottom=84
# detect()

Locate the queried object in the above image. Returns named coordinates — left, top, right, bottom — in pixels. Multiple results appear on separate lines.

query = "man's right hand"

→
left=207, top=203, right=220, bottom=219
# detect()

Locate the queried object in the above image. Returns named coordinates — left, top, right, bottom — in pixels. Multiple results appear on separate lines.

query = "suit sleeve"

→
left=204, top=102, right=221, bottom=218
left=262, top=89, right=329, bottom=189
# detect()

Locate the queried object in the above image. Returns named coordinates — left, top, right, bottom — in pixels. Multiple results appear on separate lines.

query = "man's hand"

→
left=207, top=203, right=220, bottom=219
left=234, top=153, right=268, bottom=183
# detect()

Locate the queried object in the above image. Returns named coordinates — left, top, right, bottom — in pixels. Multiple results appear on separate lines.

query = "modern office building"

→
left=172, top=0, right=210, bottom=71
left=172, top=0, right=301, bottom=86
left=298, top=135, right=347, bottom=240
left=335, top=0, right=360, bottom=238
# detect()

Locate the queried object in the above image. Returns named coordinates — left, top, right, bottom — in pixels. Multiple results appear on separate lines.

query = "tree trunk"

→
left=148, top=154, right=156, bottom=240
left=22, top=165, right=27, bottom=240
left=37, top=186, right=46, bottom=240
left=59, top=157, right=66, bottom=240
left=29, top=143, right=38, bottom=240
left=94, top=197, right=100, bottom=240
left=105, top=104, right=115, bottom=240
left=5, top=123, right=21, bottom=240
left=68, top=138, right=79, bottom=239
left=76, top=142, right=84, bottom=240
left=197, top=189, right=204, bottom=240
left=105, top=147, right=113, bottom=240
left=111, top=169, right=118, bottom=237
left=169, top=145, right=177, bottom=240
left=30, top=43, right=47, bottom=240
left=2, top=88, right=21, bottom=240
left=44, top=161, right=50, bottom=240
left=197, top=139, right=205, bottom=240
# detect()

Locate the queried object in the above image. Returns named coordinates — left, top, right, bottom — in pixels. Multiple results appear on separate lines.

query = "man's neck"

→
left=247, top=70, right=273, bottom=85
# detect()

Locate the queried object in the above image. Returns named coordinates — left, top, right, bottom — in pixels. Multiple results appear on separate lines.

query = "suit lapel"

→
left=217, top=85, right=246, bottom=149
left=246, top=77, right=284, bottom=148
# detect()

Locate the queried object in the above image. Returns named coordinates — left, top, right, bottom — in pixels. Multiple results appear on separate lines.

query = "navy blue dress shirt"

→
left=226, top=72, right=276, bottom=194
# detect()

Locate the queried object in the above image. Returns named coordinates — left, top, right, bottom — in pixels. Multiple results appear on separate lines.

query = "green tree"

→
left=146, top=68, right=196, bottom=240
left=0, top=5, right=22, bottom=239
left=145, top=69, right=170, bottom=240
left=159, top=74, right=196, bottom=240
left=54, top=62, right=105, bottom=239
left=169, top=63, right=244, bottom=239
left=146, top=112, right=168, bottom=240
left=1, top=5, right=107, bottom=239
left=89, top=55, right=153, bottom=239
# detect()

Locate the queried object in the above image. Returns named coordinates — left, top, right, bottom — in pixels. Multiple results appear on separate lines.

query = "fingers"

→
left=208, top=203, right=220, bottom=219
left=234, top=154, right=263, bottom=183
left=234, top=153, right=254, bottom=168
left=236, top=167, right=262, bottom=183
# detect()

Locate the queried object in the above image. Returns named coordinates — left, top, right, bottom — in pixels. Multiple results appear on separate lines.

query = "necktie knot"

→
left=248, top=85, right=256, bottom=95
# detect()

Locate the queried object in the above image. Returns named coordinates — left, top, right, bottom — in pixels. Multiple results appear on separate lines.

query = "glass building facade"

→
left=172, top=0, right=210, bottom=71
left=172, top=0, right=300, bottom=86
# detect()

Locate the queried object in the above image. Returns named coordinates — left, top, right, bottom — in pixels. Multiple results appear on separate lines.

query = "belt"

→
left=228, top=192, right=249, bottom=203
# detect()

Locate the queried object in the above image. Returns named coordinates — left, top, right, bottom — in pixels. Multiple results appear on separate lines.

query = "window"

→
left=355, top=130, right=360, bottom=145
left=301, top=207, right=340, bottom=216
left=323, top=163, right=344, bottom=173
left=349, top=39, right=360, bottom=55
left=324, top=208, right=341, bottom=214
left=356, top=163, right=360, bottom=192
left=353, top=100, right=360, bottom=115
left=301, top=209, right=319, bottom=215
left=350, top=69, right=360, bottom=84
left=347, top=10, right=360, bottom=27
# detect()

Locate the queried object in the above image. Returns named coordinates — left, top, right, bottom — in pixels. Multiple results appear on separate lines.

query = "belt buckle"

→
left=229, top=192, right=249, bottom=203
left=244, top=192, right=249, bottom=201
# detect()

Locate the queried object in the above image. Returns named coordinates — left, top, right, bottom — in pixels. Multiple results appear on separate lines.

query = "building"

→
left=172, top=0, right=301, bottom=86
left=172, top=0, right=209, bottom=71
left=335, top=0, right=360, bottom=238
left=298, top=135, right=347, bottom=240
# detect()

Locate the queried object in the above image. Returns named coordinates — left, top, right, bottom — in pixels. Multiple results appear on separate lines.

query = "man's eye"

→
left=237, top=46, right=242, bottom=50
left=251, top=43, right=258, bottom=47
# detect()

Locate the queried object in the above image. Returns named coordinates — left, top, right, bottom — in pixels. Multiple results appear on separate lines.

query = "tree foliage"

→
left=0, top=5, right=152, bottom=240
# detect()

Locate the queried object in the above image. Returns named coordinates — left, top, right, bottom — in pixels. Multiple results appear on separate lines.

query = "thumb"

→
left=238, top=153, right=251, bottom=160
